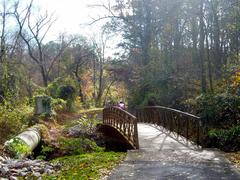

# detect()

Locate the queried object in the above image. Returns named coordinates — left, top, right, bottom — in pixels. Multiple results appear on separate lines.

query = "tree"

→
left=199, top=0, right=207, bottom=93
left=14, top=3, right=73, bottom=86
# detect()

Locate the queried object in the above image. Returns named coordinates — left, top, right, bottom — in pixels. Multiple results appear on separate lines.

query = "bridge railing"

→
left=103, top=106, right=139, bottom=149
left=136, top=106, right=204, bottom=145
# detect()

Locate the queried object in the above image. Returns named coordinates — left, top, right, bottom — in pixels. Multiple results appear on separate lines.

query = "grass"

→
left=78, top=108, right=103, bottom=114
left=43, top=152, right=126, bottom=180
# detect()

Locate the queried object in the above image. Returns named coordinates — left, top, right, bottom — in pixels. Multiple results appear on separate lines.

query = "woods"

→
left=103, top=0, right=240, bottom=105
left=92, top=0, right=240, bottom=151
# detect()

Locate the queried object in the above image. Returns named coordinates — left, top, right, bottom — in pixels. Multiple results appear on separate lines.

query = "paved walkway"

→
left=108, top=123, right=240, bottom=180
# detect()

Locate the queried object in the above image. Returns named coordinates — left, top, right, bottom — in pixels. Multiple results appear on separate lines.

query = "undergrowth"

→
left=58, top=137, right=104, bottom=155
left=206, top=126, right=240, bottom=151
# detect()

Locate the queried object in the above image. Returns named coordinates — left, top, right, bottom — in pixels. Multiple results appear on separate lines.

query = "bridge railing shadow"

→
left=148, top=124, right=202, bottom=151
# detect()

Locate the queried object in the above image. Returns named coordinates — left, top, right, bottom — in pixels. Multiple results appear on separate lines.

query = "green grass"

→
left=44, top=152, right=126, bottom=180
left=78, top=108, right=103, bottom=114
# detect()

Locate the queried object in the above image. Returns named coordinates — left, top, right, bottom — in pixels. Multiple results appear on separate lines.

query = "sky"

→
left=32, top=0, right=121, bottom=57
left=34, top=0, right=111, bottom=40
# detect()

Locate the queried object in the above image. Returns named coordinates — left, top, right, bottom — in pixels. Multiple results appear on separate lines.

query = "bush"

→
left=36, top=144, right=55, bottom=160
left=206, top=126, right=240, bottom=152
left=52, top=98, right=67, bottom=112
left=194, top=93, right=240, bottom=127
left=58, top=85, right=76, bottom=100
left=44, top=77, right=79, bottom=112
left=58, top=85, right=76, bottom=111
left=46, top=77, right=77, bottom=98
left=47, top=80, right=60, bottom=98
left=58, top=137, right=104, bottom=155
left=0, top=102, right=32, bottom=144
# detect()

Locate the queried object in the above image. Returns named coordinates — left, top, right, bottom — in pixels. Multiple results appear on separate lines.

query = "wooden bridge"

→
left=103, top=107, right=240, bottom=179
left=102, top=106, right=205, bottom=149
left=103, top=107, right=139, bottom=149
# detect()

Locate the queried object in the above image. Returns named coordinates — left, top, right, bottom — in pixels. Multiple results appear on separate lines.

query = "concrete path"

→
left=108, top=123, right=240, bottom=180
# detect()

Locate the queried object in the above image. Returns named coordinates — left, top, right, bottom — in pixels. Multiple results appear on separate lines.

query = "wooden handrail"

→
left=103, top=106, right=139, bottom=149
left=136, top=106, right=204, bottom=145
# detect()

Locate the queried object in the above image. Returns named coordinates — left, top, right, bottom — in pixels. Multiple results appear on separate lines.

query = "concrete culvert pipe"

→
left=4, top=128, right=41, bottom=159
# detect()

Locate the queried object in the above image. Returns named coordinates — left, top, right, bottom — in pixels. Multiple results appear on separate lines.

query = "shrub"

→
left=47, top=80, right=60, bottom=98
left=58, top=85, right=76, bottom=100
left=43, top=77, right=79, bottom=112
left=36, top=144, right=55, bottom=160
left=58, top=85, right=76, bottom=111
left=51, top=98, right=67, bottom=112
left=58, top=137, right=104, bottom=155
left=46, top=77, right=77, bottom=98
left=206, top=126, right=240, bottom=151
left=0, top=102, right=31, bottom=144
left=194, top=93, right=240, bottom=127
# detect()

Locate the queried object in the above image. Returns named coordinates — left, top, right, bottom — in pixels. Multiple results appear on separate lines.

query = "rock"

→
left=1, top=166, right=9, bottom=175
left=44, top=169, right=54, bottom=175
left=21, top=167, right=28, bottom=172
left=9, top=162, right=24, bottom=169
left=33, top=167, right=42, bottom=172
left=24, top=166, right=31, bottom=172
left=32, top=172, right=41, bottom=177
left=19, top=171, right=28, bottom=177
left=9, top=176, right=18, bottom=180
left=45, top=165, right=53, bottom=170
left=0, top=156, right=5, bottom=162
left=0, top=157, right=58, bottom=179
left=10, top=173, right=19, bottom=177
left=10, top=169, right=21, bottom=174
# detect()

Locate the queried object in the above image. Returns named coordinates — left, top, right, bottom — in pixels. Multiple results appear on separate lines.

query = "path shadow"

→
left=143, top=123, right=202, bottom=151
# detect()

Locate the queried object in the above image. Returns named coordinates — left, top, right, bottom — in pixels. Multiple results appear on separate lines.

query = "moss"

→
left=5, top=137, right=31, bottom=159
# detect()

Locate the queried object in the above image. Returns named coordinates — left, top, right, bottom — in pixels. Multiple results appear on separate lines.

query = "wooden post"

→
left=134, top=119, right=139, bottom=149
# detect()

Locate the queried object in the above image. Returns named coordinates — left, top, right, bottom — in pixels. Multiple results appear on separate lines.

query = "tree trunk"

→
left=211, top=2, right=222, bottom=77
left=206, top=30, right=214, bottom=93
left=96, top=59, right=103, bottom=107
left=199, top=0, right=207, bottom=93
left=40, top=65, right=48, bottom=87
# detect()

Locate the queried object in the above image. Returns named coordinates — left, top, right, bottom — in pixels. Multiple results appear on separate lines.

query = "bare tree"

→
left=14, top=2, right=73, bottom=86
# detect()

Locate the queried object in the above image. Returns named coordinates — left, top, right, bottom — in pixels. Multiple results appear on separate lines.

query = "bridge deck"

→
left=138, top=123, right=198, bottom=151
left=108, top=123, right=240, bottom=179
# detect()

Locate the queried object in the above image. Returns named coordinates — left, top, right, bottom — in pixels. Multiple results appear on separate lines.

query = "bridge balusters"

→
left=177, top=114, right=181, bottom=138
left=128, top=118, right=131, bottom=140
left=186, top=115, right=189, bottom=142
left=103, top=107, right=139, bottom=149
left=158, top=109, right=163, bottom=126
left=136, top=106, right=203, bottom=146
